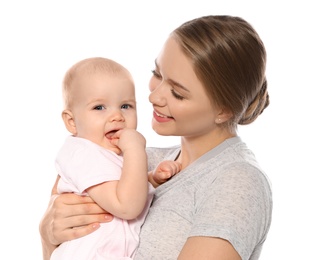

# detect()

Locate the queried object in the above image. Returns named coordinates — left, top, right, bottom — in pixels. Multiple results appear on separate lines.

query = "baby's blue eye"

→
left=94, top=105, right=105, bottom=110
left=121, top=104, right=131, bottom=109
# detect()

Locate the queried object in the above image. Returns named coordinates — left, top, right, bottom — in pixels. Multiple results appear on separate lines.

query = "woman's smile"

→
left=153, top=110, right=174, bottom=123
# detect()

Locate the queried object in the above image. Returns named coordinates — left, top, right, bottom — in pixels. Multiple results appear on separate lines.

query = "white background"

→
left=0, top=1, right=310, bottom=259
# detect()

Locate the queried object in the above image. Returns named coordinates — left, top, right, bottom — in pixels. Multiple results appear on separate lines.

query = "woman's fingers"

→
left=45, top=193, right=113, bottom=244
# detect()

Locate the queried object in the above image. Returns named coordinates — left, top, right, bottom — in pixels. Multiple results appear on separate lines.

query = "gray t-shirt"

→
left=135, top=137, right=272, bottom=260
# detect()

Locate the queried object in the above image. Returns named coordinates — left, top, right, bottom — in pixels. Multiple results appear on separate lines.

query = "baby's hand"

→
left=152, top=160, right=182, bottom=185
left=110, top=128, right=146, bottom=153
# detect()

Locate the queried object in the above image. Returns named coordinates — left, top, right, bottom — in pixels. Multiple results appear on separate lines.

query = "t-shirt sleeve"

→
left=56, top=145, right=122, bottom=194
left=190, top=163, right=272, bottom=259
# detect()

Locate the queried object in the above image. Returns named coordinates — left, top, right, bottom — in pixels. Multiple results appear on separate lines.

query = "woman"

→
left=40, top=15, right=272, bottom=260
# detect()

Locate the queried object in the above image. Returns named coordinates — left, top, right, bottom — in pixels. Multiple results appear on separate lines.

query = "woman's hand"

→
left=39, top=176, right=113, bottom=260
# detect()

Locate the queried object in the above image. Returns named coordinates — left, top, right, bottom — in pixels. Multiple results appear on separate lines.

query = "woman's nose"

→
left=149, top=79, right=157, bottom=92
left=149, top=85, right=166, bottom=106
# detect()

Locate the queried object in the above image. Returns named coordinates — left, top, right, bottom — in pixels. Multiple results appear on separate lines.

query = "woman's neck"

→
left=177, top=129, right=236, bottom=170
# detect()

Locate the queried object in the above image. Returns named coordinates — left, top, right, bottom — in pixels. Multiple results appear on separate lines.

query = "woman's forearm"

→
left=39, top=194, right=59, bottom=260
left=40, top=236, right=57, bottom=260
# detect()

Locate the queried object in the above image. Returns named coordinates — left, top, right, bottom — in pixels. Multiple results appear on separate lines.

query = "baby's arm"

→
left=87, top=129, right=148, bottom=220
left=148, top=160, right=182, bottom=188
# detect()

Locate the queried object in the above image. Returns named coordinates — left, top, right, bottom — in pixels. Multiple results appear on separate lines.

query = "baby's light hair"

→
left=62, top=57, right=132, bottom=109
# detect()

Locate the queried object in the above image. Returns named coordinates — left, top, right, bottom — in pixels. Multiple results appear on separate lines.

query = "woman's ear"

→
left=215, top=109, right=233, bottom=124
left=62, top=109, right=77, bottom=135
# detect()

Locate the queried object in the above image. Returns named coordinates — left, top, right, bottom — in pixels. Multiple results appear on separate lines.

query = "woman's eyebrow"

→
left=154, top=60, right=190, bottom=92
left=168, top=79, right=190, bottom=92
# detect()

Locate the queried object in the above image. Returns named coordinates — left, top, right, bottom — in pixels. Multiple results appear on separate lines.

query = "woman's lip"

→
left=153, top=110, right=173, bottom=122
left=154, top=110, right=167, bottom=117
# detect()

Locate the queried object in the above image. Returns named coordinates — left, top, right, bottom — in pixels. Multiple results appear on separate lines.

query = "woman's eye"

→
left=171, top=89, right=184, bottom=100
left=94, top=105, right=105, bottom=110
left=151, top=69, right=161, bottom=79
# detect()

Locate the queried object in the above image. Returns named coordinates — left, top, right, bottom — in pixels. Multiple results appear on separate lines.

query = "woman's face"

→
left=149, top=36, right=222, bottom=138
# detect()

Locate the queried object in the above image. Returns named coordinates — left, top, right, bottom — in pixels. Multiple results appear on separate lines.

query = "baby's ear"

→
left=62, top=109, right=77, bottom=135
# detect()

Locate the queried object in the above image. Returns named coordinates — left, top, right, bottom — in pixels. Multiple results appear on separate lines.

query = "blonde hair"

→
left=62, top=57, right=132, bottom=109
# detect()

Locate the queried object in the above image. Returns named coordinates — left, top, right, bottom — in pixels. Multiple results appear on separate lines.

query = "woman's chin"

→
left=152, top=126, right=171, bottom=136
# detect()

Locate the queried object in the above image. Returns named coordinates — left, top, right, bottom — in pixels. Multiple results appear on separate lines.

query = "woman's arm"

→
left=39, top=176, right=113, bottom=260
left=178, top=237, right=241, bottom=260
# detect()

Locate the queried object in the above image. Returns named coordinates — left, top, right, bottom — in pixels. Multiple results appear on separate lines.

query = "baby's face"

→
left=70, top=71, right=137, bottom=150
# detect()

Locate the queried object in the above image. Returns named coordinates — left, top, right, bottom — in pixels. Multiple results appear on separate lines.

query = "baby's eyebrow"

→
left=87, top=98, right=105, bottom=106
left=122, top=99, right=136, bottom=104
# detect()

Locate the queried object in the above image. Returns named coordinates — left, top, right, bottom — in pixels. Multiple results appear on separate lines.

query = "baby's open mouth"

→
left=105, top=130, right=118, bottom=139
